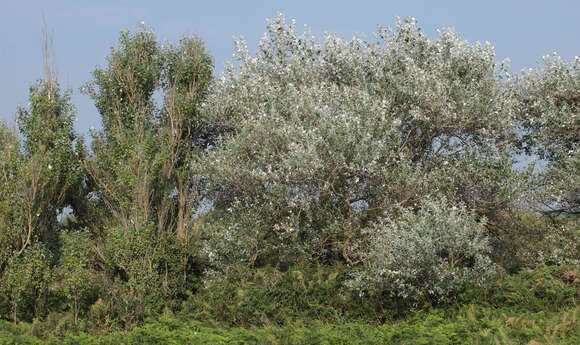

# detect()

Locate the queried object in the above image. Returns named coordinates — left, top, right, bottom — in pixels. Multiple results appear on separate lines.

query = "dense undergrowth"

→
left=1, top=265, right=578, bottom=344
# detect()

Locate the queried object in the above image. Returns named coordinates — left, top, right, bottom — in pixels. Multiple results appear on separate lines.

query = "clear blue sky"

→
left=1, top=0, right=579, bottom=135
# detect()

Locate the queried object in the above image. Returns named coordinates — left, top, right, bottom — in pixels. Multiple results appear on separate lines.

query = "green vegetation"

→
left=0, top=265, right=578, bottom=344
left=0, top=14, right=578, bottom=343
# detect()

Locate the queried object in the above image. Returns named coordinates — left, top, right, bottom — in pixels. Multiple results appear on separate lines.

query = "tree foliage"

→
left=198, top=14, right=524, bottom=271
left=514, top=55, right=580, bottom=216
left=81, top=25, right=213, bottom=325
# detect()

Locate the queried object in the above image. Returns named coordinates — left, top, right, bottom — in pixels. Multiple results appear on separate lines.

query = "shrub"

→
left=348, top=197, right=495, bottom=306
left=0, top=244, right=53, bottom=321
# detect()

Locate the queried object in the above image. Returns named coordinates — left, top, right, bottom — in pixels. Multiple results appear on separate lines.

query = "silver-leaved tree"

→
left=196, top=14, right=576, bottom=302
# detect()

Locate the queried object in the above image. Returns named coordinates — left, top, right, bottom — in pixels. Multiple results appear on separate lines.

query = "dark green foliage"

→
left=181, top=265, right=394, bottom=327
left=184, top=264, right=580, bottom=326
left=56, top=231, right=96, bottom=325
left=461, top=264, right=580, bottom=313
left=490, top=213, right=579, bottom=272
left=2, top=307, right=578, bottom=344
left=0, top=124, right=23, bottom=269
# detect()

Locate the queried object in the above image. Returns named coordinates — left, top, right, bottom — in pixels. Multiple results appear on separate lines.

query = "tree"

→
left=1, top=25, right=86, bottom=322
left=16, top=80, right=85, bottom=253
left=198, top=14, right=524, bottom=270
left=82, top=25, right=213, bottom=324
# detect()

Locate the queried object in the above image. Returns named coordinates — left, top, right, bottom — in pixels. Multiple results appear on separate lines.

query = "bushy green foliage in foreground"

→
left=2, top=311, right=578, bottom=345
left=1, top=265, right=578, bottom=344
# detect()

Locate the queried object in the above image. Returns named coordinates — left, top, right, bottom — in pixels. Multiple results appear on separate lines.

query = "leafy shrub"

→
left=0, top=244, right=53, bottom=322
left=348, top=197, right=495, bottom=306
left=55, top=230, right=97, bottom=325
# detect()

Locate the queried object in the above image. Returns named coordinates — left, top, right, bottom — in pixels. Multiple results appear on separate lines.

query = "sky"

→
left=1, top=0, right=579, bottom=136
